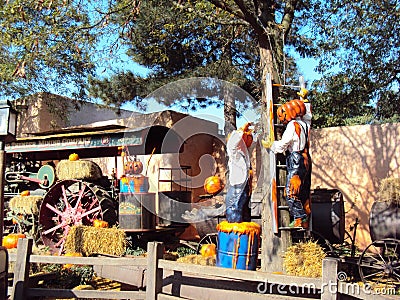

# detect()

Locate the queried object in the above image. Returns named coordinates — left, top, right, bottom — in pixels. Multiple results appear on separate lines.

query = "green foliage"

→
left=175, top=246, right=196, bottom=258
left=308, top=0, right=400, bottom=127
left=42, top=264, right=94, bottom=288
left=0, top=0, right=100, bottom=99
left=124, top=246, right=146, bottom=256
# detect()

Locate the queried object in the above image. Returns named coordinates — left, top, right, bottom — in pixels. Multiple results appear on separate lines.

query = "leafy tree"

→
left=88, top=0, right=308, bottom=134
left=0, top=0, right=101, bottom=100
left=308, top=0, right=400, bottom=127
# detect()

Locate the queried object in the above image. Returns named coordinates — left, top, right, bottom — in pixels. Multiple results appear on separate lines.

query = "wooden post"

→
left=11, top=238, right=33, bottom=300
left=260, top=74, right=289, bottom=272
left=321, top=257, right=340, bottom=300
left=0, top=246, right=8, bottom=300
left=146, top=242, right=164, bottom=299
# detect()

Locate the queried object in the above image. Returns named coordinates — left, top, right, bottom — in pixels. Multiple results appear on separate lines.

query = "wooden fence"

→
left=5, top=238, right=397, bottom=300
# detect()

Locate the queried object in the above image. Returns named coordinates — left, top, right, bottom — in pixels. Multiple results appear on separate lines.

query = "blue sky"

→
left=119, top=56, right=321, bottom=132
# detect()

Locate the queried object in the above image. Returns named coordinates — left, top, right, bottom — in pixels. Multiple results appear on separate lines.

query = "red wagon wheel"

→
left=39, top=180, right=117, bottom=254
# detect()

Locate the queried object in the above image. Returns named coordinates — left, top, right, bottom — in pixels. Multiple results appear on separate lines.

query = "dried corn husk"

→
left=283, top=241, right=326, bottom=277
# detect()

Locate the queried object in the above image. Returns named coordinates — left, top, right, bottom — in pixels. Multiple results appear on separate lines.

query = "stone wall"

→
left=310, top=123, right=400, bottom=249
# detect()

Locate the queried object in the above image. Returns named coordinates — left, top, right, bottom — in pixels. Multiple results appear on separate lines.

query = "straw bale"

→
left=378, top=177, right=400, bottom=204
left=64, top=226, right=126, bottom=256
left=177, top=254, right=216, bottom=266
left=8, top=195, right=43, bottom=215
left=283, top=241, right=326, bottom=277
left=56, top=160, right=102, bottom=181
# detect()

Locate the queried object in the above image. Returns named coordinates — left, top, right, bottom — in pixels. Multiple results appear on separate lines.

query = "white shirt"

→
left=271, top=118, right=308, bottom=154
left=227, top=130, right=251, bottom=185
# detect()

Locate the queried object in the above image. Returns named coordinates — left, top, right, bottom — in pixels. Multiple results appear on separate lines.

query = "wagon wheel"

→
left=39, top=180, right=117, bottom=254
left=196, top=233, right=218, bottom=254
left=358, top=238, right=400, bottom=288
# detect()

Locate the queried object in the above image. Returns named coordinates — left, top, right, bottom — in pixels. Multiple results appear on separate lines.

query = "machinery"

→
left=3, top=124, right=187, bottom=254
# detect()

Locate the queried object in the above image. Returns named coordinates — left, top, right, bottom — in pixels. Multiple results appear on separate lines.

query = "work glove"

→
left=261, top=130, right=274, bottom=149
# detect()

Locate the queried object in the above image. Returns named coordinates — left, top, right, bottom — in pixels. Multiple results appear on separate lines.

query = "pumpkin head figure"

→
left=277, top=102, right=297, bottom=124
left=124, top=159, right=143, bottom=175
left=290, top=99, right=306, bottom=117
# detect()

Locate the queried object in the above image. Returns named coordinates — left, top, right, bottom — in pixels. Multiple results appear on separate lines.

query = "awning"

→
left=5, top=125, right=184, bottom=160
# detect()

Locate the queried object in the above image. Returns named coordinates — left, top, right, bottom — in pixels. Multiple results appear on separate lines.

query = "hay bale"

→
left=177, top=254, right=216, bottom=266
left=378, top=177, right=400, bottom=204
left=283, top=241, right=326, bottom=277
left=64, top=226, right=126, bottom=256
left=8, top=195, right=43, bottom=214
left=56, top=160, right=102, bottom=181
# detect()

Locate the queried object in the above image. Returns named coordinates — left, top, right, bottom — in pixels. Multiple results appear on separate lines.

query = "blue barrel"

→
left=216, top=222, right=260, bottom=270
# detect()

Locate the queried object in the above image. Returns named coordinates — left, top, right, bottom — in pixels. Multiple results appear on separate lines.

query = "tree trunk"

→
left=223, top=86, right=236, bottom=137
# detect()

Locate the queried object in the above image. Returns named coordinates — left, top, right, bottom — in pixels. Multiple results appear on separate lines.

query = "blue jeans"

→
left=225, top=181, right=251, bottom=223
left=286, top=151, right=308, bottom=220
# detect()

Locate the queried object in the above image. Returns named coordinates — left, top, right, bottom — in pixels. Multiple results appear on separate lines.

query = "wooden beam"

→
left=11, top=238, right=33, bottom=300
left=146, top=242, right=164, bottom=299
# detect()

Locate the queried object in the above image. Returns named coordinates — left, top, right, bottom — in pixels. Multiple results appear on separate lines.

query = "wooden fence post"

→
left=0, top=246, right=8, bottom=300
left=146, top=241, right=164, bottom=299
left=11, top=238, right=33, bottom=300
left=321, top=257, right=340, bottom=300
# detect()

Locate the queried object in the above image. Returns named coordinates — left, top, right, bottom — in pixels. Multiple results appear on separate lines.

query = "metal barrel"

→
left=369, top=201, right=400, bottom=241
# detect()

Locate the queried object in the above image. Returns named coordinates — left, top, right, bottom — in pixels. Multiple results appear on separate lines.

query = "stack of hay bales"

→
left=64, top=226, right=126, bottom=256
left=378, top=177, right=400, bottom=204
left=56, top=160, right=102, bottom=181
left=283, top=241, right=326, bottom=277
left=8, top=195, right=43, bottom=215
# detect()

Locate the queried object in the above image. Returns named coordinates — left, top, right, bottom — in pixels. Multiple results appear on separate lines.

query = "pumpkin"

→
left=124, top=159, right=143, bottom=175
left=2, top=233, right=26, bottom=249
left=93, top=219, right=108, bottom=228
left=20, top=190, right=30, bottom=196
left=200, top=244, right=217, bottom=257
left=68, top=153, right=80, bottom=161
left=204, top=176, right=223, bottom=195
left=63, top=252, right=83, bottom=269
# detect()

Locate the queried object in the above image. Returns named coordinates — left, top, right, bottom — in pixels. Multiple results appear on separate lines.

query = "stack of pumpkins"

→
left=120, top=157, right=149, bottom=193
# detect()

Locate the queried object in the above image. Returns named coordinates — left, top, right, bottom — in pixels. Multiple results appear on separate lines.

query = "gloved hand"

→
left=297, top=88, right=308, bottom=99
left=261, top=131, right=274, bottom=149
left=261, top=139, right=273, bottom=149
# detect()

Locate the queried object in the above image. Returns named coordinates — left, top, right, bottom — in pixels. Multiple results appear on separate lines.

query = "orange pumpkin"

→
left=93, top=219, right=108, bottom=228
left=204, top=176, right=223, bottom=195
left=68, top=153, right=80, bottom=161
left=2, top=233, right=26, bottom=249
left=200, top=244, right=217, bottom=257
left=124, top=159, right=143, bottom=175
left=63, top=252, right=83, bottom=269
left=20, top=190, right=30, bottom=196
